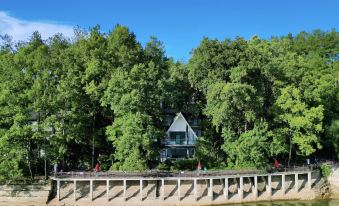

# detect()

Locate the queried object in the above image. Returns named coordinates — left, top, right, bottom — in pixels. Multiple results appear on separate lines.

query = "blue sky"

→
left=1, top=0, right=338, bottom=60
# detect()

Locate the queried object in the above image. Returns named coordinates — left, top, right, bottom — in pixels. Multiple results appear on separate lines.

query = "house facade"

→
left=161, top=112, right=200, bottom=161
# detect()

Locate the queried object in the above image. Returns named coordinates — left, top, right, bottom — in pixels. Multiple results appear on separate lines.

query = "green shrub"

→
left=156, top=162, right=170, bottom=171
left=320, top=163, right=332, bottom=177
left=172, top=159, right=198, bottom=171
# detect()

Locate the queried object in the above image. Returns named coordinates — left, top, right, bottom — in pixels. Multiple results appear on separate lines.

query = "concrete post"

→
left=178, top=179, right=181, bottom=201
left=90, top=180, right=93, bottom=201
left=194, top=179, right=198, bottom=201
left=57, top=180, right=60, bottom=201
left=210, top=178, right=213, bottom=201
left=282, top=174, right=285, bottom=195
left=123, top=179, right=127, bottom=201
left=161, top=179, right=165, bottom=200
left=73, top=180, right=76, bottom=201
left=268, top=175, right=272, bottom=198
left=106, top=180, right=109, bottom=201
left=239, top=177, right=243, bottom=200
left=254, top=176, right=258, bottom=199
left=224, top=178, right=228, bottom=200
left=140, top=180, right=143, bottom=201
left=308, top=172, right=312, bottom=190
left=295, top=174, right=298, bottom=193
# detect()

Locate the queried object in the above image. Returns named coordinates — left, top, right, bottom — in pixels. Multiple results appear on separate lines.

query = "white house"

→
left=161, top=112, right=199, bottom=161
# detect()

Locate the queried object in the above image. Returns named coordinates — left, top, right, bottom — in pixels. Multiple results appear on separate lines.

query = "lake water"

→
left=218, top=199, right=339, bottom=206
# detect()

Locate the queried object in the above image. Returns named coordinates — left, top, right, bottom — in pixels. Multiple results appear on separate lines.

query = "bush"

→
left=195, top=136, right=222, bottom=169
left=320, top=163, right=332, bottom=177
left=172, top=159, right=198, bottom=171
left=156, top=162, right=170, bottom=171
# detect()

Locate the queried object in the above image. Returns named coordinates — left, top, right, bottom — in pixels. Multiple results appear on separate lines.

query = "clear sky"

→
left=1, top=0, right=338, bottom=61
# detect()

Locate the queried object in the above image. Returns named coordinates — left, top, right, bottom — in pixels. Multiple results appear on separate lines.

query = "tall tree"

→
left=101, top=28, right=169, bottom=170
left=273, top=86, right=324, bottom=166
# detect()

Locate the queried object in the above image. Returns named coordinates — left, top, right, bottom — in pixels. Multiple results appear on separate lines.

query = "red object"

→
left=197, top=161, right=201, bottom=171
left=95, top=163, right=100, bottom=172
left=274, top=160, right=279, bottom=170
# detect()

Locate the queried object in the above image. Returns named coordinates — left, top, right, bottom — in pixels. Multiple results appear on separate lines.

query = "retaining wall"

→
left=48, top=171, right=324, bottom=206
left=328, top=166, right=339, bottom=198
left=0, top=183, right=51, bottom=206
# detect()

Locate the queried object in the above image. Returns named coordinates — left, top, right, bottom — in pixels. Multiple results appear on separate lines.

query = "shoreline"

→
left=47, top=170, right=321, bottom=206
left=0, top=197, right=338, bottom=206
left=1, top=167, right=339, bottom=206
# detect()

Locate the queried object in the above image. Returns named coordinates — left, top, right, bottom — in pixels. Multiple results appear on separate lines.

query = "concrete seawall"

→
left=0, top=183, right=51, bottom=206
left=47, top=170, right=325, bottom=206
left=328, top=165, right=339, bottom=197
left=1, top=168, right=336, bottom=206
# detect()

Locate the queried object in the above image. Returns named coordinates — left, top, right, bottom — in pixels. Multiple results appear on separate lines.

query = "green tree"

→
left=205, top=82, right=261, bottom=135
left=274, top=86, right=324, bottom=166
left=326, top=117, right=339, bottom=159
left=101, top=29, right=169, bottom=170
left=223, top=122, right=270, bottom=168
left=106, top=112, right=157, bottom=171
left=0, top=47, right=26, bottom=180
left=188, top=37, right=248, bottom=93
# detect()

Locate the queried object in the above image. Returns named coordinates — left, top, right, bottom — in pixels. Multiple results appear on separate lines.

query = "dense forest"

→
left=0, top=25, right=338, bottom=181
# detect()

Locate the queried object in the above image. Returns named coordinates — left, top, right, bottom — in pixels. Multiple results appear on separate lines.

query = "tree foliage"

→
left=0, top=27, right=338, bottom=178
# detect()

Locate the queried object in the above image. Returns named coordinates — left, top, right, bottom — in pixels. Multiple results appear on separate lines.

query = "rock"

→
left=243, top=178, right=252, bottom=192
left=257, top=181, right=266, bottom=192
left=228, top=182, right=238, bottom=193
left=320, top=183, right=331, bottom=198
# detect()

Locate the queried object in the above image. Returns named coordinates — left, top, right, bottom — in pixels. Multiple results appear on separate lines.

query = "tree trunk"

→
left=27, top=141, right=33, bottom=180
left=91, top=114, right=96, bottom=169
left=92, top=135, right=94, bottom=169
left=44, top=136, right=47, bottom=180
left=288, top=135, right=292, bottom=168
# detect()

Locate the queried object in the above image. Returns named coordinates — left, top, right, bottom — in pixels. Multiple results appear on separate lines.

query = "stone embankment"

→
left=328, top=165, right=339, bottom=198
left=47, top=170, right=324, bottom=206
left=0, top=182, right=51, bottom=206
left=1, top=167, right=338, bottom=206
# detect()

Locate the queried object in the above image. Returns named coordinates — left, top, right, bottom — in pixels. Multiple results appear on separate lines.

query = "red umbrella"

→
left=197, top=161, right=201, bottom=173
left=274, top=160, right=279, bottom=170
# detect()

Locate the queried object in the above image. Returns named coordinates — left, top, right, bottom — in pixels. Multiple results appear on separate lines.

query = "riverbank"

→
left=0, top=183, right=51, bottom=206
left=46, top=179, right=317, bottom=206
left=328, top=165, right=339, bottom=198
left=1, top=167, right=339, bottom=206
left=47, top=170, right=323, bottom=206
left=48, top=199, right=339, bottom=206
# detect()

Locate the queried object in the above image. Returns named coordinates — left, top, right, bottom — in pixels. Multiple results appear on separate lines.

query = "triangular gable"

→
left=166, top=112, right=197, bottom=139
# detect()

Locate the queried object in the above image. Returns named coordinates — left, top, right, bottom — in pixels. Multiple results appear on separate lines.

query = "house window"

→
left=167, top=148, right=188, bottom=158
left=194, top=129, right=201, bottom=137
left=170, top=132, right=186, bottom=144
left=176, top=134, right=181, bottom=144
left=189, top=148, right=195, bottom=157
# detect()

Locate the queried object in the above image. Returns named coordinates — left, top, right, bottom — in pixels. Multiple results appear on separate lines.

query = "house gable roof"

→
left=166, top=112, right=197, bottom=138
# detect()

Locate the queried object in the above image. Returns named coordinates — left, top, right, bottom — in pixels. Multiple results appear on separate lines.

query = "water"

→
left=218, top=199, right=339, bottom=206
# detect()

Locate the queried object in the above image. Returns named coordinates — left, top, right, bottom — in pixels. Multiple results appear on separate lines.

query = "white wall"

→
left=168, top=116, right=187, bottom=132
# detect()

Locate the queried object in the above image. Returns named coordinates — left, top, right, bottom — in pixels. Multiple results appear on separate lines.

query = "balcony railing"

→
left=164, top=138, right=196, bottom=145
